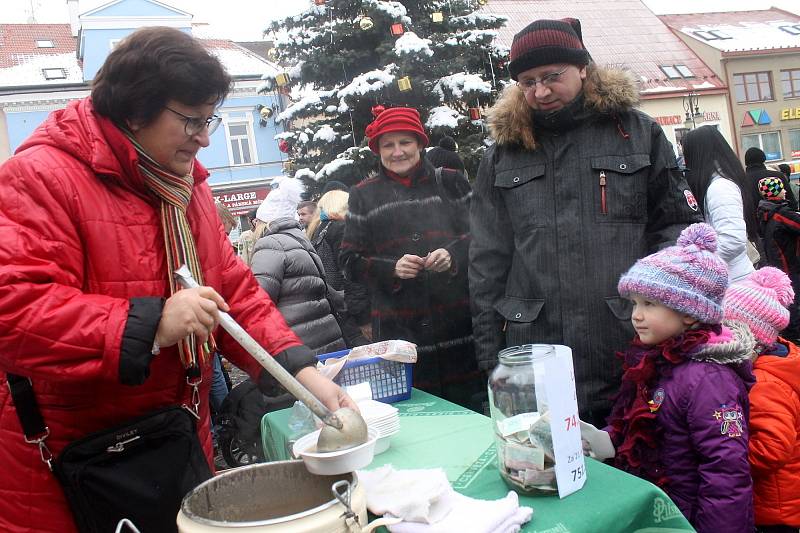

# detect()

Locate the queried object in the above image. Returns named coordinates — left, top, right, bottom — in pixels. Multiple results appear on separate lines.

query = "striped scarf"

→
left=124, top=130, right=214, bottom=371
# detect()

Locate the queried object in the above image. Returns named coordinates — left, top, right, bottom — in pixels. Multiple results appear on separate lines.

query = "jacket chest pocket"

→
left=591, top=155, right=649, bottom=223
left=494, top=165, right=549, bottom=229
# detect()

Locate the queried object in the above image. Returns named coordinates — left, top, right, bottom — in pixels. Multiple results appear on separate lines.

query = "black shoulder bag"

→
left=7, top=372, right=212, bottom=533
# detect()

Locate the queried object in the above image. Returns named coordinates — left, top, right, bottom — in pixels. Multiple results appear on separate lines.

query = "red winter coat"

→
left=749, top=338, right=800, bottom=527
left=0, top=98, right=304, bottom=532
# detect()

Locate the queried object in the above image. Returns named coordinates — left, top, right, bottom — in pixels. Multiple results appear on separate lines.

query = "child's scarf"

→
left=606, top=326, right=716, bottom=487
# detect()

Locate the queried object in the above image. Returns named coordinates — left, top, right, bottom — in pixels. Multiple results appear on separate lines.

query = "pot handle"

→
left=360, top=516, right=403, bottom=533
left=332, top=479, right=358, bottom=522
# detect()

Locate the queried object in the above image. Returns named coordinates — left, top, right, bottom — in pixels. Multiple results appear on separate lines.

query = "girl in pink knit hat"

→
left=724, top=267, right=800, bottom=532
left=604, top=223, right=756, bottom=533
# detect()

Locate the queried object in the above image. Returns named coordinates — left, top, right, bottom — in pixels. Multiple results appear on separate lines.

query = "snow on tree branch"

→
left=434, top=72, right=492, bottom=101
left=426, top=106, right=463, bottom=130
left=394, top=32, right=433, bottom=58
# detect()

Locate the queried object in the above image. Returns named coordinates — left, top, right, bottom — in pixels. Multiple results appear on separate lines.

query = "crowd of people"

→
left=1, top=16, right=799, bottom=533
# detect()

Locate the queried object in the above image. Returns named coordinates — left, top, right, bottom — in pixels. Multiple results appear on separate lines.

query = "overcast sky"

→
left=1, top=0, right=798, bottom=41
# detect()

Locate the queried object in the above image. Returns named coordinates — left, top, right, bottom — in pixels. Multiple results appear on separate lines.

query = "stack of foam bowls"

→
left=358, top=399, right=400, bottom=455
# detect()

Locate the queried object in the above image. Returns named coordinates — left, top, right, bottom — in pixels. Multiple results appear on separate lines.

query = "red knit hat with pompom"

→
left=365, top=106, right=429, bottom=153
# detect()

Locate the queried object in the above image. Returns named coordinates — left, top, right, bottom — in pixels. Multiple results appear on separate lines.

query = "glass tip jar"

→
left=488, top=344, right=558, bottom=494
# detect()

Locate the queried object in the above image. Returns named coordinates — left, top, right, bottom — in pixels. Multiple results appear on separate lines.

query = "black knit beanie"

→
left=744, top=147, right=766, bottom=167
left=508, top=18, right=590, bottom=80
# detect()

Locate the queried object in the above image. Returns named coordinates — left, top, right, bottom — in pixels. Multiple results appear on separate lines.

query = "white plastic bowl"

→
left=293, top=427, right=379, bottom=475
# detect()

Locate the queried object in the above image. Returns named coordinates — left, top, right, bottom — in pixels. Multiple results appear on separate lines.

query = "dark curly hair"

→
left=91, top=26, right=231, bottom=127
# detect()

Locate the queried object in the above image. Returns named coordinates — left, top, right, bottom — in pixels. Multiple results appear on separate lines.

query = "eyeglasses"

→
left=516, top=65, right=570, bottom=92
left=164, top=106, right=222, bottom=136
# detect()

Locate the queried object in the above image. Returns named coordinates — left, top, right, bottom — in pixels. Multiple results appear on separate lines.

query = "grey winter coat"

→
left=469, top=65, right=703, bottom=425
left=250, top=217, right=346, bottom=355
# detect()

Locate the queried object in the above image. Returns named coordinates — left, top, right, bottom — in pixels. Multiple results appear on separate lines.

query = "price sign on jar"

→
left=546, top=345, right=587, bottom=497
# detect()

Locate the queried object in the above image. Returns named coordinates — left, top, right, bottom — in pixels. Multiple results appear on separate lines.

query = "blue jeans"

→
left=210, top=353, right=229, bottom=415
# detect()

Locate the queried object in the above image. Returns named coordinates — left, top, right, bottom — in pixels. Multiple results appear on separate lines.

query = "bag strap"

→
left=6, top=373, right=53, bottom=469
left=7, top=365, right=198, bottom=470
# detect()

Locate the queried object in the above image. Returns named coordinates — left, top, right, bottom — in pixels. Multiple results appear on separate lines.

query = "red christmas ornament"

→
left=314, top=0, right=325, bottom=5
left=469, top=107, right=482, bottom=120
left=391, top=23, right=405, bottom=36
left=371, top=104, right=386, bottom=118
left=278, top=139, right=290, bottom=153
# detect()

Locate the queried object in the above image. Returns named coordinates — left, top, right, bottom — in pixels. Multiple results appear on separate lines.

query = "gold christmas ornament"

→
left=359, top=15, right=374, bottom=31
left=397, top=76, right=412, bottom=91
left=432, top=12, right=444, bottom=23
left=275, top=72, right=290, bottom=87
left=477, top=0, right=488, bottom=5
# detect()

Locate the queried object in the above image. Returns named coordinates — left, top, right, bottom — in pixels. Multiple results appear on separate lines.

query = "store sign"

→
left=742, top=109, right=771, bottom=127
left=654, top=115, right=682, bottom=126
left=703, top=111, right=720, bottom=121
left=213, top=186, right=270, bottom=216
left=792, top=150, right=800, bottom=159
left=781, top=107, right=800, bottom=121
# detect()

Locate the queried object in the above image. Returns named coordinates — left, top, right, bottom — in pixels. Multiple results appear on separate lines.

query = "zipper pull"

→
left=599, top=171, right=608, bottom=215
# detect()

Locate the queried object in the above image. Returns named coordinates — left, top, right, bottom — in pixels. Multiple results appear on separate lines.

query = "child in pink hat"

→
left=724, top=267, right=800, bottom=531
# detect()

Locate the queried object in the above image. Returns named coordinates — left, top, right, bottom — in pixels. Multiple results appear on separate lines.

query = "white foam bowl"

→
left=293, top=427, right=380, bottom=475
left=374, top=433, right=396, bottom=455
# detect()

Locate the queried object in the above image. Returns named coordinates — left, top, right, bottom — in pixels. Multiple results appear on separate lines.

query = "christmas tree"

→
left=263, top=0, right=508, bottom=196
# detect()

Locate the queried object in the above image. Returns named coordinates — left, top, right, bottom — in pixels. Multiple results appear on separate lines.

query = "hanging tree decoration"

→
left=358, top=13, right=374, bottom=31
left=278, top=139, right=290, bottom=153
left=275, top=72, right=291, bottom=87
left=314, top=0, right=326, bottom=5
left=390, top=23, right=405, bottom=36
left=431, top=12, right=444, bottom=23
left=469, top=106, right=482, bottom=121
left=397, top=76, right=412, bottom=91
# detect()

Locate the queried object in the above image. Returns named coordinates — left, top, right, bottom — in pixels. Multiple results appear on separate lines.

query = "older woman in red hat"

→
left=340, top=106, right=483, bottom=410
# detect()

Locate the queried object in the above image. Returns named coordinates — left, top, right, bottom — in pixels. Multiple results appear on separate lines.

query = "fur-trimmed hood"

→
left=487, top=64, right=640, bottom=150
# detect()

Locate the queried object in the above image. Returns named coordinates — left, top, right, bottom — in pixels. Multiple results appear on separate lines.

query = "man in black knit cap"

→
left=469, top=18, right=702, bottom=426
left=745, top=146, right=797, bottom=210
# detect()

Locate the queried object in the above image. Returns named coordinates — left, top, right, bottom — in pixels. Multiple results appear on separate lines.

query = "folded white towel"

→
left=358, top=466, right=452, bottom=524
left=389, top=490, right=533, bottom=533
left=358, top=465, right=533, bottom=533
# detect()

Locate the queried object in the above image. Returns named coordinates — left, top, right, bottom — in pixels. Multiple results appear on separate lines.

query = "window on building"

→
left=227, top=122, right=254, bottom=166
left=693, top=30, right=732, bottom=40
left=660, top=65, right=681, bottom=79
left=742, top=131, right=783, bottom=161
left=782, top=69, right=800, bottom=99
left=779, top=25, right=800, bottom=36
left=789, top=129, right=800, bottom=158
left=35, top=39, right=54, bottom=48
left=733, top=72, right=773, bottom=103
left=675, top=65, right=694, bottom=78
left=659, top=64, right=695, bottom=79
left=42, top=68, right=67, bottom=80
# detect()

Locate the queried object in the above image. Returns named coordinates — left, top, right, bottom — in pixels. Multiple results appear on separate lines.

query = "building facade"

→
left=0, top=0, right=290, bottom=233
left=661, top=9, right=800, bottom=175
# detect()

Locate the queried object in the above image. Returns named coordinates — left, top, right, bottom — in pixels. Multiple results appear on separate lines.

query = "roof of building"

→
left=0, top=23, right=276, bottom=89
left=480, top=0, right=726, bottom=96
left=659, top=9, right=800, bottom=54
left=0, top=24, right=84, bottom=87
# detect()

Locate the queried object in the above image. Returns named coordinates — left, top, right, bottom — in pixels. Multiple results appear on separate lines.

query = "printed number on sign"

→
left=571, top=466, right=585, bottom=482
left=564, top=414, right=578, bottom=431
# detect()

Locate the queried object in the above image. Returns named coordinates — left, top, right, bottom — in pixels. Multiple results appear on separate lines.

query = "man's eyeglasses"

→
left=164, top=106, right=222, bottom=136
left=516, top=65, right=570, bottom=92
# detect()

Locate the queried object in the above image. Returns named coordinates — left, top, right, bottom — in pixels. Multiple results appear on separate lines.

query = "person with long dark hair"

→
left=682, top=125, right=759, bottom=282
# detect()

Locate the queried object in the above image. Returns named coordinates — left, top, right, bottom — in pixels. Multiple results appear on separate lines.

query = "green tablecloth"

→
left=261, top=389, right=695, bottom=533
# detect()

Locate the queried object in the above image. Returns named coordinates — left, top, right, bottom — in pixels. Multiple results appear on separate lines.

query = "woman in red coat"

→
left=0, top=27, right=354, bottom=532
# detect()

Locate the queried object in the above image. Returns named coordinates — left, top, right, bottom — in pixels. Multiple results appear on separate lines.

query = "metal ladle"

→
left=174, top=265, right=368, bottom=452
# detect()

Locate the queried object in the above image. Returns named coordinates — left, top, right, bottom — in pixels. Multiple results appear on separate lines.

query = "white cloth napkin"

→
left=358, top=466, right=452, bottom=523
left=358, top=466, right=533, bottom=532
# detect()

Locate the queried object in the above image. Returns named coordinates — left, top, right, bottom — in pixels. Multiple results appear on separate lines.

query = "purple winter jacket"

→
left=651, top=322, right=756, bottom=533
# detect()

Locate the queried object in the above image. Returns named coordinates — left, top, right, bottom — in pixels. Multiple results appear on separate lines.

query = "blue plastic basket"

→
left=317, top=349, right=413, bottom=403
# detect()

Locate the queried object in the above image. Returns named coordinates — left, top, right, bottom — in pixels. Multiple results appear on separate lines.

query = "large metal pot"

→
left=177, top=460, right=383, bottom=532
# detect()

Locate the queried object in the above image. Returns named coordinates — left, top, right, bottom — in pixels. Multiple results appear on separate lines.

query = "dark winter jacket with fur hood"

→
left=469, top=65, right=703, bottom=425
